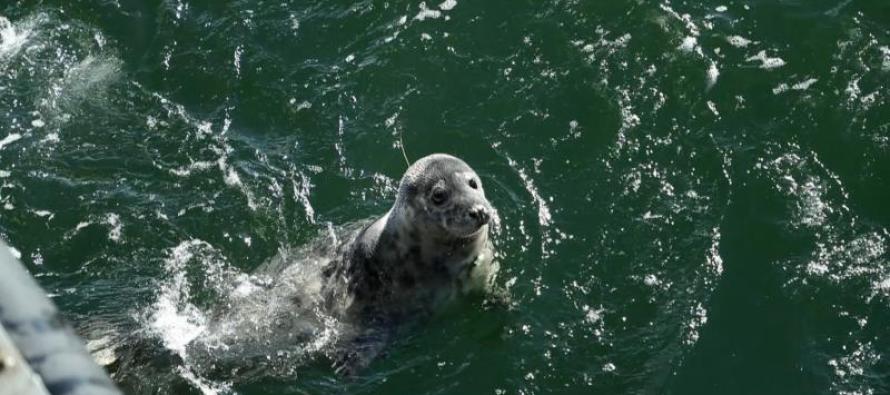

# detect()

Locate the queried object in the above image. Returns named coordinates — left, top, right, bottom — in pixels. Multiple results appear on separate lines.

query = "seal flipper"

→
left=332, top=327, right=392, bottom=376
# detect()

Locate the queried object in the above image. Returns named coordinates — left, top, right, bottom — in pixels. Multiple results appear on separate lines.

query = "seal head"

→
left=394, top=153, right=493, bottom=240
left=325, top=154, right=496, bottom=375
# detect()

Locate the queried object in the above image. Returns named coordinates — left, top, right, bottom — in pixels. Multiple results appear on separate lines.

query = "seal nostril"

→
left=469, top=207, right=490, bottom=224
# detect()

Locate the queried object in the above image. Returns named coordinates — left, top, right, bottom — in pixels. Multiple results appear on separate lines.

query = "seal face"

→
left=324, top=153, right=496, bottom=374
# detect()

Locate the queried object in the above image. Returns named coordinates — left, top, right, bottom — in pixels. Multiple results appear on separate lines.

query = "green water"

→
left=1, top=0, right=888, bottom=394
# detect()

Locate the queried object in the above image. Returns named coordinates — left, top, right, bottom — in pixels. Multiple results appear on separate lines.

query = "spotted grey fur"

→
left=323, top=153, right=496, bottom=375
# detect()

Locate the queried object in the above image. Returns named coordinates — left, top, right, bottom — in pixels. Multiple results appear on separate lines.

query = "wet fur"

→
left=323, top=154, right=495, bottom=375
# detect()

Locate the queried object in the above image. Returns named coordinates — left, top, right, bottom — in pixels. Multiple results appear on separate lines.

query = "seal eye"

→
left=430, top=189, right=449, bottom=206
left=468, top=178, right=478, bottom=190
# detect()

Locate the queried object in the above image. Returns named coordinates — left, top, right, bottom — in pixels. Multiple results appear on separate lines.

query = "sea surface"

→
left=1, top=0, right=888, bottom=394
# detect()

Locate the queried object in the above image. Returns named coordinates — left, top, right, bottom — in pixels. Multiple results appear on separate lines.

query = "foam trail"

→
left=0, top=133, right=22, bottom=150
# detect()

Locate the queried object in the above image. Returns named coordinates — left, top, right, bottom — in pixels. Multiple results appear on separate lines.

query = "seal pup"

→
left=324, top=153, right=496, bottom=375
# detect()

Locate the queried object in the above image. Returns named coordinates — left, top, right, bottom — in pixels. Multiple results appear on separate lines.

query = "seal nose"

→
left=468, top=205, right=490, bottom=225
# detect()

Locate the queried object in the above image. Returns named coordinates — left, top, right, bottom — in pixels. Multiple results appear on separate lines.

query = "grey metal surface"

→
left=0, top=323, right=51, bottom=395
left=0, top=242, right=121, bottom=395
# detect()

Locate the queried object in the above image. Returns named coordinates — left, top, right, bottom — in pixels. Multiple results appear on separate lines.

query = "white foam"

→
left=146, top=115, right=158, bottom=129
left=293, top=174, right=316, bottom=224
left=104, top=213, right=123, bottom=242
left=414, top=2, right=442, bottom=21
left=230, top=275, right=259, bottom=298
left=876, top=277, right=890, bottom=293
left=438, top=0, right=457, bottom=11
left=726, top=35, right=752, bottom=48
left=827, top=342, right=879, bottom=384
left=33, top=209, right=54, bottom=219
left=31, top=119, right=45, bottom=128
left=642, top=211, right=663, bottom=220
left=153, top=293, right=206, bottom=355
left=582, top=305, right=603, bottom=324
left=845, top=77, right=861, bottom=104
left=93, top=32, right=105, bottom=48
left=41, top=132, right=59, bottom=144
left=806, top=262, right=830, bottom=276
left=706, top=62, right=720, bottom=89
left=772, top=83, right=789, bottom=95
left=660, top=4, right=701, bottom=37
left=859, top=91, right=878, bottom=109
left=228, top=47, right=241, bottom=79
left=613, top=87, right=642, bottom=148
left=707, top=100, right=719, bottom=116
left=0, top=15, right=31, bottom=58
left=677, top=36, right=698, bottom=53
left=216, top=156, right=242, bottom=187
left=706, top=227, right=724, bottom=275
left=797, top=179, right=829, bottom=227
left=746, top=50, right=786, bottom=69
left=776, top=78, right=818, bottom=94
left=807, top=232, right=887, bottom=295
left=196, top=121, right=213, bottom=137
left=683, top=303, right=709, bottom=345
left=170, top=161, right=215, bottom=177
left=149, top=240, right=212, bottom=355
left=28, top=251, right=41, bottom=266
left=0, top=133, right=22, bottom=150
left=793, top=78, right=818, bottom=90
left=507, top=157, right=552, bottom=227
left=643, top=274, right=660, bottom=287
left=292, top=100, right=311, bottom=111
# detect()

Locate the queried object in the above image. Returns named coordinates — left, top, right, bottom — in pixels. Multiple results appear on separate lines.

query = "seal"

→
left=324, top=153, right=496, bottom=375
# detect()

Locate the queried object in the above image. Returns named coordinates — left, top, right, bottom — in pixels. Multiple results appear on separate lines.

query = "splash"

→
left=0, top=15, right=30, bottom=59
left=144, top=223, right=371, bottom=393
left=149, top=240, right=214, bottom=355
left=146, top=239, right=236, bottom=393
